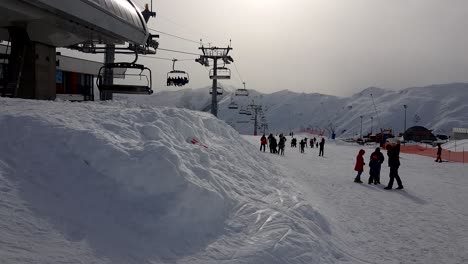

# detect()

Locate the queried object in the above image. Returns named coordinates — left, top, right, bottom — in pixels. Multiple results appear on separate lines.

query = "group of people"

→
left=260, top=134, right=325, bottom=157
left=354, top=143, right=403, bottom=190
left=260, top=133, right=288, bottom=155
left=167, top=76, right=188, bottom=86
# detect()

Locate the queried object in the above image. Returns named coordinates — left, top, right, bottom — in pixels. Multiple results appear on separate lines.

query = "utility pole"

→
left=403, top=104, right=408, bottom=134
left=197, top=44, right=233, bottom=117
left=360, top=115, right=363, bottom=139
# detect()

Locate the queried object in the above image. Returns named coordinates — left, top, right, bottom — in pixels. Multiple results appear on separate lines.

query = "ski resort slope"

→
left=0, top=98, right=467, bottom=263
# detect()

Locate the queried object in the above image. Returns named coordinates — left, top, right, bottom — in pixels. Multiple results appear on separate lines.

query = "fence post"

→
left=463, top=147, right=465, bottom=164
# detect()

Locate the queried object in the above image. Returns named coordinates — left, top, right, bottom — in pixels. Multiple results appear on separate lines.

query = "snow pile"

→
left=0, top=98, right=343, bottom=264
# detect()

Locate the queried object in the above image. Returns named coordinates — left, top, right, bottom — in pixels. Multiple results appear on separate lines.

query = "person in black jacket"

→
left=435, top=143, right=442, bottom=163
left=369, top=147, right=385, bottom=184
left=318, top=138, right=325, bottom=156
left=384, top=144, right=403, bottom=190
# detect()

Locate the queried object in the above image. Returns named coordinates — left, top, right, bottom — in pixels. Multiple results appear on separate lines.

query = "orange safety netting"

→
left=396, top=144, right=467, bottom=163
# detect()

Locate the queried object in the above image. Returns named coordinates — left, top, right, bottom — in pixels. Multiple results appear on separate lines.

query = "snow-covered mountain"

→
left=119, top=83, right=468, bottom=137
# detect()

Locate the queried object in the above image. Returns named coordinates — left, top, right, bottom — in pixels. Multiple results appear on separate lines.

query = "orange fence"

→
left=397, top=145, right=467, bottom=163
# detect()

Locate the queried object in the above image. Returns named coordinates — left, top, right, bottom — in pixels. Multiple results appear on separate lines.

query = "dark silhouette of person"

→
left=369, top=147, right=385, bottom=184
left=291, top=138, right=297, bottom=148
left=435, top=143, right=442, bottom=163
left=318, top=138, right=325, bottom=156
left=278, top=134, right=287, bottom=155
left=299, top=140, right=306, bottom=153
left=268, top=134, right=275, bottom=153
left=384, top=144, right=403, bottom=190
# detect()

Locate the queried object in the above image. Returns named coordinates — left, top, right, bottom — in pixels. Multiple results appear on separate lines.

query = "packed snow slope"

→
left=0, top=98, right=344, bottom=264
left=120, top=83, right=468, bottom=136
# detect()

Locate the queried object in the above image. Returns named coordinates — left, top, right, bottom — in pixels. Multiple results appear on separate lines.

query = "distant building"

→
left=453, top=128, right=468, bottom=140
left=403, top=126, right=437, bottom=142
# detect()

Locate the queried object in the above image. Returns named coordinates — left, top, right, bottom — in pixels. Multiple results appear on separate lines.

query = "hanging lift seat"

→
left=97, top=62, right=153, bottom=95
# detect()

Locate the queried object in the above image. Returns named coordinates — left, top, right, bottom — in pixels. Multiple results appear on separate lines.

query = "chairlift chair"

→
left=235, top=88, right=249, bottom=96
left=167, top=59, right=189, bottom=86
left=228, top=98, right=238, bottom=109
left=97, top=62, right=153, bottom=95
left=209, top=87, right=223, bottom=95
left=235, top=82, right=249, bottom=96
left=209, top=67, right=231, bottom=80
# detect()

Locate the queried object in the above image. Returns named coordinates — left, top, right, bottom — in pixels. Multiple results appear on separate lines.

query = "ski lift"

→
left=209, top=67, right=231, bottom=80
left=235, top=82, right=249, bottom=96
left=237, top=120, right=249, bottom=124
left=228, top=98, right=238, bottom=109
left=239, top=108, right=248, bottom=115
left=167, top=59, right=189, bottom=86
left=245, top=110, right=252, bottom=116
left=97, top=62, right=153, bottom=95
left=209, top=87, right=223, bottom=95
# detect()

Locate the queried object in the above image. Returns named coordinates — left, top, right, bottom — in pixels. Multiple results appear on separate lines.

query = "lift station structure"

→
left=0, top=0, right=157, bottom=100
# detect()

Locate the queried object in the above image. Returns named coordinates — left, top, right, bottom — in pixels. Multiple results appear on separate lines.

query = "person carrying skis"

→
left=369, top=147, right=384, bottom=184
left=260, top=134, right=267, bottom=152
left=354, top=149, right=365, bottom=183
left=384, top=144, right=403, bottom=190
left=435, top=143, right=442, bottom=163
left=318, top=138, right=325, bottom=156
left=299, top=139, right=306, bottom=153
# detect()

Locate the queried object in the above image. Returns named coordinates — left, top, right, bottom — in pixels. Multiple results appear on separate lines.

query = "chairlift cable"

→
left=158, top=47, right=201, bottom=56
left=232, top=61, right=244, bottom=85
left=149, top=28, right=203, bottom=45
left=139, top=55, right=193, bottom=61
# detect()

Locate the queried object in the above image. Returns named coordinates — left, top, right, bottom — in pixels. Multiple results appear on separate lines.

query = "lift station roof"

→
left=0, top=0, right=149, bottom=47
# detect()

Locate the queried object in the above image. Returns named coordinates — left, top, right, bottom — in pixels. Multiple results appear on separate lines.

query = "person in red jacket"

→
left=354, top=149, right=366, bottom=183
left=260, top=134, right=267, bottom=152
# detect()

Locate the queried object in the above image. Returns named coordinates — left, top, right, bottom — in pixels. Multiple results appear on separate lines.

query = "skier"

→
left=299, top=139, right=306, bottom=153
left=310, top=139, right=314, bottom=148
left=278, top=134, right=287, bottom=155
left=369, top=147, right=385, bottom=184
left=435, top=143, right=442, bottom=163
left=318, top=138, right=325, bottom=156
left=260, top=134, right=267, bottom=152
left=354, top=149, right=365, bottom=183
left=384, top=144, right=403, bottom=190
left=304, top=137, right=308, bottom=148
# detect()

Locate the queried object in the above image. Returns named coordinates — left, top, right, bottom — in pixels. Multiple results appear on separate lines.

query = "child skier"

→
left=354, top=149, right=365, bottom=183
left=368, top=154, right=380, bottom=184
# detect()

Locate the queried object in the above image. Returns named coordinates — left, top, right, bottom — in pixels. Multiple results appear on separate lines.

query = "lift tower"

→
left=197, top=44, right=233, bottom=117
left=247, top=100, right=263, bottom=136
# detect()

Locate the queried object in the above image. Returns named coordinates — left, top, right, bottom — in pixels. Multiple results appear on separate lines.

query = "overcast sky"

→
left=129, top=0, right=468, bottom=96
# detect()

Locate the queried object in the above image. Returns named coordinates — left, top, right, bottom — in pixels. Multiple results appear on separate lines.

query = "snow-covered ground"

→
left=0, top=98, right=467, bottom=263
